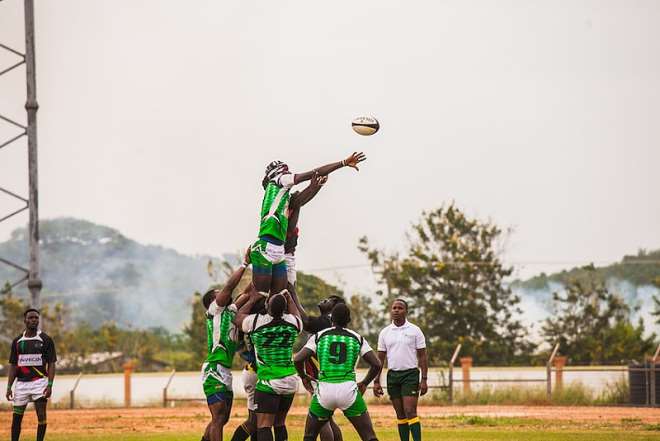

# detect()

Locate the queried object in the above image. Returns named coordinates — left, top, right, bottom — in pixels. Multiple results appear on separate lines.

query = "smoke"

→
left=0, top=218, right=214, bottom=330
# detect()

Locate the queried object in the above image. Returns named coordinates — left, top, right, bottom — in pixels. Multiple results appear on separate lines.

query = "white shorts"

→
left=13, top=378, right=48, bottom=406
left=315, top=381, right=358, bottom=413
left=243, top=367, right=258, bottom=411
left=284, top=253, right=296, bottom=285
left=253, top=239, right=285, bottom=265
left=259, top=374, right=299, bottom=395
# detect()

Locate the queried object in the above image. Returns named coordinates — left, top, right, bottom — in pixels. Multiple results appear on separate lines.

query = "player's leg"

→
left=304, top=393, right=333, bottom=441
left=343, top=390, right=378, bottom=441
left=328, top=417, right=343, bottom=441
left=231, top=367, right=258, bottom=441
left=250, top=239, right=274, bottom=296
left=255, top=390, right=281, bottom=441
left=206, top=398, right=228, bottom=441
left=10, top=404, right=26, bottom=441
left=346, top=412, right=379, bottom=441
left=273, top=393, right=294, bottom=441
left=270, top=261, right=288, bottom=294
left=34, top=397, right=48, bottom=441
left=387, top=370, right=410, bottom=441
left=400, top=369, right=421, bottom=441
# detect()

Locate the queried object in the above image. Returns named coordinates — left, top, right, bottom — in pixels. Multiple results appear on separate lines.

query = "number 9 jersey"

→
left=304, top=327, right=372, bottom=383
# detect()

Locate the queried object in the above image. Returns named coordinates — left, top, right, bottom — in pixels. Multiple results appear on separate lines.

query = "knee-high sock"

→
left=257, top=427, right=273, bottom=441
left=37, top=420, right=47, bottom=441
left=231, top=424, right=251, bottom=441
left=397, top=418, right=409, bottom=441
left=408, top=417, right=421, bottom=441
left=274, top=425, right=287, bottom=441
left=11, top=409, right=25, bottom=441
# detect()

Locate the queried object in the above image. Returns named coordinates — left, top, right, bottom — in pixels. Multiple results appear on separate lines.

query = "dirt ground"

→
left=2, top=404, right=660, bottom=434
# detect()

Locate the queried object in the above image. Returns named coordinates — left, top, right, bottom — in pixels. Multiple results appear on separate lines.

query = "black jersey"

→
left=9, top=331, right=57, bottom=382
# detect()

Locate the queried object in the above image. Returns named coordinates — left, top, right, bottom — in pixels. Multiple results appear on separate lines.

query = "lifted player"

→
left=294, top=303, right=381, bottom=441
left=235, top=290, right=302, bottom=441
left=200, top=249, right=252, bottom=441
left=251, top=152, right=366, bottom=298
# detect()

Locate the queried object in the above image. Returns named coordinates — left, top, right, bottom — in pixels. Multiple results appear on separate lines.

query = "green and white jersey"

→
left=304, top=327, right=373, bottom=383
left=258, top=173, right=295, bottom=242
left=242, top=312, right=302, bottom=381
left=206, top=302, right=239, bottom=368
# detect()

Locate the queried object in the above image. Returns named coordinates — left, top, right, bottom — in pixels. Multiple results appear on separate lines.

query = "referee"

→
left=373, top=299, right=428, bottom=441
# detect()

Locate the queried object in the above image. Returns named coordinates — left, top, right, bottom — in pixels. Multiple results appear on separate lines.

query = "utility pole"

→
left=0, top=0, right=42, bottom=307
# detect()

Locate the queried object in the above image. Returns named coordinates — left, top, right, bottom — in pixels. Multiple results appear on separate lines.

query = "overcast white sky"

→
left=1, top=1, right=659, bottom=295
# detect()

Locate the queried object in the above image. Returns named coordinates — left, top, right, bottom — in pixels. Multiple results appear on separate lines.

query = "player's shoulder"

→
left=38, top=331, right=55, bottom=342
left=282, top=313, right=302, bottom=329
left=11, top=334, right=21, bottom=345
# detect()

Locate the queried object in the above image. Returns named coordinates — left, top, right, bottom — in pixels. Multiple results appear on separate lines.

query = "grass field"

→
left=4, top=405, right=660, bottom=441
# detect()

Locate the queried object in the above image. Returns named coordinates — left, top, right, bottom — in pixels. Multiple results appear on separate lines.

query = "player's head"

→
left=331, top=303, right=351, bottom=328
left=202, top=288, right=219, bottom=310
left=268, top=293, right=287, bottom=318
left=390, top=298, right=408, bottom=322
left=23, top=308, right=40, bottom=330
left=318, top=295, right=345, bottom=315
left=262, top=160, right=289, bottom=189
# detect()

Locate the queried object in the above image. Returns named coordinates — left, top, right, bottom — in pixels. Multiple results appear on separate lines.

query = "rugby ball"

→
left=351, top=116, right=379, bottom=136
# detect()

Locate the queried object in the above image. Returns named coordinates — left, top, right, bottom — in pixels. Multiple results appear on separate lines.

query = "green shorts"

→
left=387, top=368, right=420, bottom=399
left=309, top=381, right=367, bottom=420
left=202, top=362, right=232, bottom=397
left=250, top=238, right=287, bottom=277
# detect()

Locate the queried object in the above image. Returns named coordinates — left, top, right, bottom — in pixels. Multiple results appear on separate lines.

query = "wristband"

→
left=421, top=377, right=428, bottom=380
left=240, top=262, right=248, bottom=268
left=48, top=380, right=53, bottom=387
left=341, top=160, right=346, bottom=166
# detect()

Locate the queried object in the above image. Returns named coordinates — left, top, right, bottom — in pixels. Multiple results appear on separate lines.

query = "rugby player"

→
left=6, top=308, right=57, bottom=441
left=373, top=299, right=428, bottom=441
left=294, top=303, right=381, bottom=441
left=250, top=152, right=366, bottom=298
left=200, top=249, right=252, bottom=441
left=235, top=289, right=302, bottom=441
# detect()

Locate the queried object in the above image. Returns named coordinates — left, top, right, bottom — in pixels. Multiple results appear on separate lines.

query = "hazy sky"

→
left=1, top=1, right=659, bottom=294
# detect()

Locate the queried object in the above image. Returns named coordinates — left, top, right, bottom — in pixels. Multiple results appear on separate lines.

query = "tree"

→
left=541, top=269, right=655, bottom=364
left=653, top=295, right=660, bottom=325
left=0, top=283, right=28, bottom=361
left=183, top=291, right=208, bottom=364
left=348, top=293, right=386, bottom=345
left=296, top=272, right=344, bottom=314
left=360, top=203, right=533, bottom=365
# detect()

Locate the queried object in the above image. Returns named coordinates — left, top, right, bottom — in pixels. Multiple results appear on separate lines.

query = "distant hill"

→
left=513, top=249, right=660, bottom=291
left=0, top=218, right=214, bottom=330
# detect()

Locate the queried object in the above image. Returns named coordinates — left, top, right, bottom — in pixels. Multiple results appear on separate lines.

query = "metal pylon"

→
left=0, top=0, right=42, bottom=307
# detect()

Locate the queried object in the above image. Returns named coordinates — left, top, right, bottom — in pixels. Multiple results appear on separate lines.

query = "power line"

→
left=300, top=260, right=660, bottom=273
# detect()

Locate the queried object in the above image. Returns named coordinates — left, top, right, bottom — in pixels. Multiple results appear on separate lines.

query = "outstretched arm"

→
left=289, top=173, right=328, bottom=211
left=288, top=283, right=310, bottom=326
left=233, top=290, right=261, bottom=329
left=373, top=350, right=387, bottom=397
left=357, top=350, right=382, bottom=395
left=215, top=247, right=251, bottom=307
left=293, top=152, right=366, bottom=185
left=294, top=347, right=315, bottom=394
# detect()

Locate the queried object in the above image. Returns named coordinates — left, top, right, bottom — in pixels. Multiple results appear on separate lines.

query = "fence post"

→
left=553, top=356, right=567, bottom=392
left=546, top=343, right=560, bottom=401
left=651, top=344, right=660, bottom=407
left=123, top=360, right=135, bottom=408
left=163, top=369, right=176, bottom=408
left=448, top=344, right=461, bottom=405
left=460, top=357, right=472, bottom=395
left=69, top=372, right=83, bottom=410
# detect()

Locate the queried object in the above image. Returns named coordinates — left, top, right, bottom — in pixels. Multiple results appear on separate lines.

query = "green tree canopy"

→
left=360, top=203, right=533, bottom=365
left=542, top=269, right=656, bottom=364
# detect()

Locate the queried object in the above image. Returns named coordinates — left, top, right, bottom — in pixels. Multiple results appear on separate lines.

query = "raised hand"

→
left=343, top=152, right=367, bottom=171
